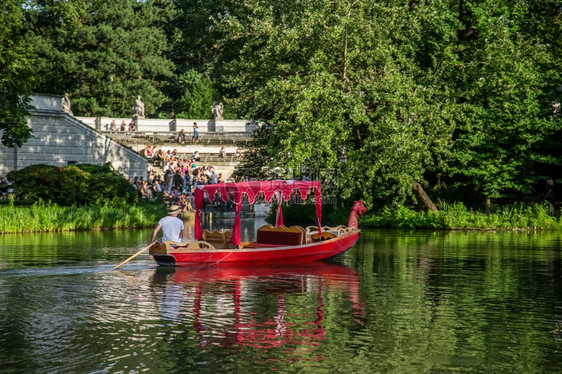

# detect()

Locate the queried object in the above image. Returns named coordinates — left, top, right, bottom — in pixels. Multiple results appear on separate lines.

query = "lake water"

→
left=1, top=219, right=561, bottom=373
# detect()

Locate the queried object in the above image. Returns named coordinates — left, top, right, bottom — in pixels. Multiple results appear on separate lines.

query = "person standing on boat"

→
left=149, top=205, right=186, bottom=244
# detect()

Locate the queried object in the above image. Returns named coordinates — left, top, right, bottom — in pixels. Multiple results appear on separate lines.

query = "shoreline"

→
left=2, top=202, right=559, bottom=234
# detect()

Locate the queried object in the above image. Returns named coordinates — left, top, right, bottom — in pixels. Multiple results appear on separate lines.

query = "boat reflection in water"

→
left=150, top=262, right=364, bottom=352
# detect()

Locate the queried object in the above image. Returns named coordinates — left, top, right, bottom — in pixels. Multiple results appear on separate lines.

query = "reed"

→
left=361, top=202, right=561, bottom=230
left=0, top=199, right=167, bottom=233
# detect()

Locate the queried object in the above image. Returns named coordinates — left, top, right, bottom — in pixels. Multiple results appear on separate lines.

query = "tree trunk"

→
left=412, top=182, right=438, bottom=212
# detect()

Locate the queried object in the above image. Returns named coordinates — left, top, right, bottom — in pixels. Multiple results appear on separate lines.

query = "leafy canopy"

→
left=0, top=0, right=34, bottom=147
left=219, top=0, right=459, bottom=206
left=26, top=0, right=176, bottom=117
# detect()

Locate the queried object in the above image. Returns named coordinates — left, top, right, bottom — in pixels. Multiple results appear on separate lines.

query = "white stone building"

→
left=0, top=94, right=147, bottom=180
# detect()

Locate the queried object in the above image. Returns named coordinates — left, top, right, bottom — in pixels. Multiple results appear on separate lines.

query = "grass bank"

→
left=361, top=203, right=561, bottom=230
left=0, top=198, right=167, bottom=233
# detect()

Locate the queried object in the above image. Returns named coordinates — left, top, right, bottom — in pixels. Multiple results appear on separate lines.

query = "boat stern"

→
left=152, top=254, right=176, bottom=266
left=148, top=242, right=176, bottom=266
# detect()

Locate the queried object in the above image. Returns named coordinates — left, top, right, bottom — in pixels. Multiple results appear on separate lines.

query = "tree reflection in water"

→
left=149, top=262, right=365, bottom=355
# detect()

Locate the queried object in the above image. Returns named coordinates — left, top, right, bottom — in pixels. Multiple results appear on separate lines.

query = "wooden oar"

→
left=113, top=244, right=152, bottom=270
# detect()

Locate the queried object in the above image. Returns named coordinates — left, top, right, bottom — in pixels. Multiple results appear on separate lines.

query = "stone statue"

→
left=61, top=93, right=72, bottom=115
left=212, top=101, right=224, bottom=120
left=133, top=95, right=145, bottom=119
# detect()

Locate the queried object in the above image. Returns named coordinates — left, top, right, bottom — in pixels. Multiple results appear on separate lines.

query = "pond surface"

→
left=1, top=220, right=561, bottom=373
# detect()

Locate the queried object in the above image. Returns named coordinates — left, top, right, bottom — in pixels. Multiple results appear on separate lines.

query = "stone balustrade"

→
left=76, top=117, right=257, bottom=134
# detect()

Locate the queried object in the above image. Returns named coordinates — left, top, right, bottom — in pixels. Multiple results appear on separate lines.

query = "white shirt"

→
left=158, top=215, right=184, bottom=243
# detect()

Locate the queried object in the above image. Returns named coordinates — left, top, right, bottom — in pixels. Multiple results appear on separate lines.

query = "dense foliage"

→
left=7, top=164, right=138, bottom=207
left=1, top=0, right=560, bottom=210
left=25, top=0, right=176, bottom=117
left=0, top=0, right=34, bottom=147
left=361, top=203, right=560, bottom=230
left=225, top=0, right=562, bottom=209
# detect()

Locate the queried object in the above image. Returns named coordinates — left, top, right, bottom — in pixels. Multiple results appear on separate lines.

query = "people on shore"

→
left=140, top=180, right=153, bottom=200
left=178, top=129, right=186, bottom=144
left=152, top=179, right=163, bottom=195
left=178, top=193, right=195, bottom=212
left=173, top=169, right=184, bottom=191
left=192, top=122, right=199, bottom=143
left=163, top=161, right=172, bottom=175
left=211, top=168, right=219, bottom=184
left=145, top=145, right=155, bottom=160
left=236, top=147, right=243, bottom=159
left=154, top=149, right=164, bottom=166
left=132, top=144, right=238, bottom=210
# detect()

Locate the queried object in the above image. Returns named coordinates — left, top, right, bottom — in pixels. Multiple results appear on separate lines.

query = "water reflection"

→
left=1, top=229, right=562, bottom=372
left=148, top=262, right=364, bottom=353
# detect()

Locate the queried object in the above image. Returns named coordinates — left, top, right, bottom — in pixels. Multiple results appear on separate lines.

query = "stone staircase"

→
left=102, top=131, right=252, bottom=146
left=107, top=131, right=252, bottom=180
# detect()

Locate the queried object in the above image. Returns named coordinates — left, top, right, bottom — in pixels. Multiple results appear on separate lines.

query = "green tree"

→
left=0, top=0, right=35, bottom=147
left=446, top=0, right=562, bottom=210
left=25, top=0, right=176, bottom=117
left=168, top=0, right=228, bottom=73
left=174, top=69, right=216, bottom=119
left=218, top=0, right=562, bottom=209
left=217, top=0, right=459, bottom=207
left=166, top=0, right=241, bottom=117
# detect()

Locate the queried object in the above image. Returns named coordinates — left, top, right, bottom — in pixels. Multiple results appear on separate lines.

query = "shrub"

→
left=360, top=202, right=560, bottom=230
left=7, top=164, right=76, bottom=205
left=7, top=163, right=138, bottom=207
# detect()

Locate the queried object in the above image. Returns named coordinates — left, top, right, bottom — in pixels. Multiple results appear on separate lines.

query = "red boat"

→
left=149, top=180, right=366, bottom=266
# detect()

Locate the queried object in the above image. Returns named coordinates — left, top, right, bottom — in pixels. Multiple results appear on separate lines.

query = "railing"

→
left=101, top=131, right=253, bottom=145
left=78, top=116, right=257, bottom=134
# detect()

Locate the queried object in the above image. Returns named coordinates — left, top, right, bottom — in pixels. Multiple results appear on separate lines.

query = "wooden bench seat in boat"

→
left=251, top=224, right=306, bottom=247
left=310, top=231, right=337, bottom=241
left=306, top=225, right=349, bottom=238
left=202, top=229, right=233, bottom=249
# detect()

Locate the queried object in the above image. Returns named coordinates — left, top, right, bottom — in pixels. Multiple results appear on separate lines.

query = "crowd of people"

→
left=144, top=145, right=243, bottom=167
left=108, top=119, right=136, bottom=132
left=144, top=146, right=201, bottom=167
left=133, top=145, right=234, bottom=211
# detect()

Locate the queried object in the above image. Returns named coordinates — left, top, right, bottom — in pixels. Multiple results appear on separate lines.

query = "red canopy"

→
left=193, top=181, right=322, bottom=245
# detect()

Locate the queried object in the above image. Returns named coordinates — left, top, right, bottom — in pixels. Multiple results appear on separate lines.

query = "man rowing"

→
left=149, top=204, right=187, bottom=244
